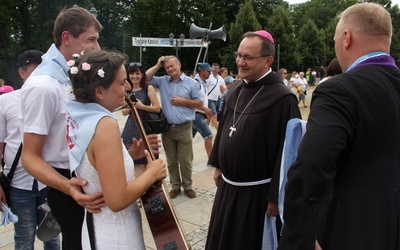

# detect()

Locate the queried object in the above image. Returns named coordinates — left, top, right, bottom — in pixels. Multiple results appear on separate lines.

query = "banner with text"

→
left=132, top=37, right=207, bottom=47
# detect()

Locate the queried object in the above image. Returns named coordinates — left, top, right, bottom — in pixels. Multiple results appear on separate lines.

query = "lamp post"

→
left=89, top=7, right=98, bottom=18
left=169, top=33, right=185, bottom=58
left=72, top=5, right=98, bottom=18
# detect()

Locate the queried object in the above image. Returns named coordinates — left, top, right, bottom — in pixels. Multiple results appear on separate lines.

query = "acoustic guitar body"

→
left=142, top=181, right=191, bottom=250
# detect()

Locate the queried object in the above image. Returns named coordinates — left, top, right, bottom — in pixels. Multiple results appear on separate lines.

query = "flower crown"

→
left=67, top=53, right=105, bottom=78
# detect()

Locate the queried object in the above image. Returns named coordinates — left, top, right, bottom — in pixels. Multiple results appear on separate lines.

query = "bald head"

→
left=334, top=2, right=392, bottom=71
left=337, top=2, right=392, bottom=38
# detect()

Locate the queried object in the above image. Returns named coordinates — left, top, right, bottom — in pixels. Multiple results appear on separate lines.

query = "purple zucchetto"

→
left=254, top=30, right=275, bottom=44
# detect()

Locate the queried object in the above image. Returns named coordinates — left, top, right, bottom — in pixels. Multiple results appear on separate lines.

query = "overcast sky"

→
left=286, top=0, right=400, bottom=6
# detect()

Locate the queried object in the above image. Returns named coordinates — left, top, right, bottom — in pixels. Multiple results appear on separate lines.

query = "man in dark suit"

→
left=279, top=2, right=400, bottom=250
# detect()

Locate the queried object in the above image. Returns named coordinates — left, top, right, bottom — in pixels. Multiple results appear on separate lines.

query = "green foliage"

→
left=1, top=0, right=400, bottom=85
left=297, top=18, right=326, bottom=70
left=221, top=0, right=261, bottom=72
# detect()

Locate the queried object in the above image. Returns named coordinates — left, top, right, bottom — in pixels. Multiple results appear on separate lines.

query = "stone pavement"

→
left=0, top=84, right=316, bottom=250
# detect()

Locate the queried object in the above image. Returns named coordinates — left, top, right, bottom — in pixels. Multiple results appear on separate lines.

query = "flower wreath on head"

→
left=67, top=52, right=105, bottom=78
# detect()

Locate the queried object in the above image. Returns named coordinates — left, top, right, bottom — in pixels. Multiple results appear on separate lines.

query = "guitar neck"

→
left=124, top=95, right=155, bottom=161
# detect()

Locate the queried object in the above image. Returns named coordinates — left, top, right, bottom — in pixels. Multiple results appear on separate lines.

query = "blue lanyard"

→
left=346, top=52, right=390, bottom=72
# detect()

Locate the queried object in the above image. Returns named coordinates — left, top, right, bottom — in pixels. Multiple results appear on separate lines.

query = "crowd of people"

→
left=0, top=2, right=399, bottom=250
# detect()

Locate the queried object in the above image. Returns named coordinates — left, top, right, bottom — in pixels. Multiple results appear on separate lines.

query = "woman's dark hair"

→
left=326, top=58, right=343, bottom=77
left=126, top=62, right=147, bottom=90
left=69, top=50, right=126, bottom=103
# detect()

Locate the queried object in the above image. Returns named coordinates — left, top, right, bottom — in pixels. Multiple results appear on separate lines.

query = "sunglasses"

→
left=129, top=62, right=142, bottom=67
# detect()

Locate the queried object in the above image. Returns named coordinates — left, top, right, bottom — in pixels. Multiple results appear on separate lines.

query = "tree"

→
left=221, top=0, right=262, bottom=73
left=267, top=5, right=300, bottom=71
left=297, top=18, right=326, bottom=71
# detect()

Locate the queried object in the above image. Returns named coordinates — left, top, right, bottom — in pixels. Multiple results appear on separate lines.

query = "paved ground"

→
left=0, top=84, right=316, bottom=250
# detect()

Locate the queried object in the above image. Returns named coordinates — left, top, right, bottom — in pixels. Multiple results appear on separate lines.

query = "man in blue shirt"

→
left=146, top=55, right=203, bottom=199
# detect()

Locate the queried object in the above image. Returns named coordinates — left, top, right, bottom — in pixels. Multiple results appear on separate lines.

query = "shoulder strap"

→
left=1, top=143, right=5, bottom=168
left=145, top=85, right=150, bottom=106
left=6, top=143, right=22, bottom=181
left=207, top=77, right=218, bottom=96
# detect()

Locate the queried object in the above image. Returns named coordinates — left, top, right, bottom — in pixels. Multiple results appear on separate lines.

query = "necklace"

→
left=229, top=85, right=265, bottom=137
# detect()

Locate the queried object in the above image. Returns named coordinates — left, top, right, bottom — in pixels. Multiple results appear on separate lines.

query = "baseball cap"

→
left=224, top=76, right=235, bottom=84
left=197, top=63, right=214, bottom=72
left=36, top=203, right=61, bottom=242
left=18, top=50, right=43, bottom=68
left=0, top=85, right=14, bottom=94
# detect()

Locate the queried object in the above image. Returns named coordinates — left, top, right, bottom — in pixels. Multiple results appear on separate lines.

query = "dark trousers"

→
left=48, top=168, right=84, bottom=250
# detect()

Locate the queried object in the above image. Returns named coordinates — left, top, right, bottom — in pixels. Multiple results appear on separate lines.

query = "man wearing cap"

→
left=146, top=55, right=203, bottom=199
left=217, top=75, right=235, bottom=121
left=0, top=50, right=61, bottom=249
left=193, top=63, right=213, bottom=158
left=205, top=30, right=301, bottom=249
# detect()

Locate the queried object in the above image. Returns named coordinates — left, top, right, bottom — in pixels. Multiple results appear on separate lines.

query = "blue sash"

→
left=30, top=44, right=71, bottom=86
left=65, top=100, right=116, bottom=172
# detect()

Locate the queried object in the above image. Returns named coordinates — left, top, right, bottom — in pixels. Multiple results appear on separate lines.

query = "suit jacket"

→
left=279, top=64, right=400, bottom=250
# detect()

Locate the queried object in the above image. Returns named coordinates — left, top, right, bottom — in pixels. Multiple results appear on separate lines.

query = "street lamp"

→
left=89, top=7, right=98, bottom=18
left=72, top=5, right=98, bottom=18
left=169, top=33, right=185, bottom=58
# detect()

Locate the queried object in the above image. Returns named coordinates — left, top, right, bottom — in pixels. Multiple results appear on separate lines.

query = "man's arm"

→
left=22, top=133, right=105, bottom=212
left=170, top=97, right=203, bottom=110
left=146, top=56, right=165, bottom=81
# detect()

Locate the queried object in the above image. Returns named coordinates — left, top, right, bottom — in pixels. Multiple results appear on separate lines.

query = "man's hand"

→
left=69, top=178, right=105, bottom=213
left=213, top=168, right=222, bottom=187
left=315, top=240, right=323, bottom=250
left=266, top=202, right=279, bottom=217
left=204, top=107, right=212, bottom=118
left=0, top=186, right=6, bottom=209
left=170, top=96, right=186, bottom=106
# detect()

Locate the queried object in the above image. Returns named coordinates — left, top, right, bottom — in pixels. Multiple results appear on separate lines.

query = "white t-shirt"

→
left=298, top=77, right=308, bottom=91
left=206, top=73, right=225, bottom=101
left=0, top=90, right=46, bottom=190
left=21, top=75, right=71, bottom=170
left=194, top=74, right=208, bottom=114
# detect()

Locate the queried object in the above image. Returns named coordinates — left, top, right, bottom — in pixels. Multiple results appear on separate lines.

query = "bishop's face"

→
left=236, top=36, right=271, bottom=83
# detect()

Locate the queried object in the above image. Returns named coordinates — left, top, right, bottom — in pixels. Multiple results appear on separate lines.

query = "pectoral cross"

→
left=229, top=126, right=236, bottom=137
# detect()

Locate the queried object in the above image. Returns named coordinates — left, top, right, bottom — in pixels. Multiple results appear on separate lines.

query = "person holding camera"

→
left=146, top=55, right=203, bottom=199
left=121, top=62, right=161, bottom=173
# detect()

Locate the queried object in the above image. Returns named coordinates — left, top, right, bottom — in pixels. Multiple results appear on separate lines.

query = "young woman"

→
left=121, top=62, right=161, bottom=169
left=65, top=50, right=166, bottom=249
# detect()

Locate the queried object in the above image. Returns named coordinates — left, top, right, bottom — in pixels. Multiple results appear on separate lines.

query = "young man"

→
left=146, top=55, right=203, bottom=199
left=206, top=63, right=226, bottom=129
left=279, top=3, right=400, bottom=249
left=21, top=7, right=103, bottom=249
left=206, top=30, right=301, bottom=249
left=0, top=50, right=60, bottom=249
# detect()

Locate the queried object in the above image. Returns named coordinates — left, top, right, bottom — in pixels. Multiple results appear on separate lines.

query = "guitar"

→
left=124, top=95, right=192, bottom=250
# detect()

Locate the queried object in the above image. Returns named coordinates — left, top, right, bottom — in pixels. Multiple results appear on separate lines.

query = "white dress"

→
left=76, top=143, right=145, bottom=250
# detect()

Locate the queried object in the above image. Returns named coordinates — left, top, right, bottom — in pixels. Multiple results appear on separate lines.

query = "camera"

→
left=127, top=92, right=137, bottom=102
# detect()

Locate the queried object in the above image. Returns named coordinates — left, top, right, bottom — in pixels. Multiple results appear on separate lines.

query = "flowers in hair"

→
left=97, top=68, right=105, bottom=78
left=70, top=66, right=78, bottom=75
left=82, top=62, right=91, bottom=71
